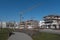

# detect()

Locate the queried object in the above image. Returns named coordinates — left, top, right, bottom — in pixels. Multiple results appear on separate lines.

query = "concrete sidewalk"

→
left=8, top=32, right=32, bottom=40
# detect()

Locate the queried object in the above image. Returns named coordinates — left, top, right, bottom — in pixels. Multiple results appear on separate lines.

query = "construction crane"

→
left=20, top=2, right=41, bottom=22
left=20, top=12, right=23, bottom=23
left=19, top=2, right=41, bottom=29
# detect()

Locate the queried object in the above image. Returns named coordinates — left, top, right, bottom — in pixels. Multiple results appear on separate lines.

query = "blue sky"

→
left=0, top=0, right=60, bottom=22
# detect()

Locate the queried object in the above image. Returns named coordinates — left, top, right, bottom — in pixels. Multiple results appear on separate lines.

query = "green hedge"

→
left=0, top=28, right=14, bottom=40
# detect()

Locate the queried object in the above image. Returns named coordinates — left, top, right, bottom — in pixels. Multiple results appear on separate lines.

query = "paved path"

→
left=8, top=32, right=32, bottom=40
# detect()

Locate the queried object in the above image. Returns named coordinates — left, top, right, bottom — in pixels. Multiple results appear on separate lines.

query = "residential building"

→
left=0, top=21, right=19, bottom=29
left=25, top=20, right=39, bottom=29
left=19, top=20, right=39, bottom=30
left=43, top=15, right=60, bottom=29
left=19, top=21, right=25, bottom=29
left=39, top=21, right=45, bottom=28
left=6, top=21, right=16, bottom=28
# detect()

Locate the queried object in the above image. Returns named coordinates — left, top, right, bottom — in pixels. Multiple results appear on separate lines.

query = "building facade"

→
left=43, top=15, right=60, bottom=29
left=19, top=21, right=25, bottom=29
left=39, top=21, right=45, bottom=28
left=25, top=20, right=39, bottom=29
left=6, top=21, right=16, bottom=28
left=0, top=22, right=6, bottom=28
left=19, top=20, right=39, bottom=30
left=0, top=21, right=19, bottom=29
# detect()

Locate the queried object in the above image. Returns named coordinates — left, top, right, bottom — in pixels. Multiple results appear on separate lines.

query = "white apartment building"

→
left=43, top=15, right=60, bottom=29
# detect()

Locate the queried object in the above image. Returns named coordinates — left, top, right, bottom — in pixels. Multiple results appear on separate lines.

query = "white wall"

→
left=2, top=22, right=6, bottom=28
left=0, top=22, right=6, bottom=28
left=39, top=21, right=45, bottom=28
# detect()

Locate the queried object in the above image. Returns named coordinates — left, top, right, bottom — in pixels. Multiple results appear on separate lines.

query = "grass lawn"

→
left=0, top=28, right=60, bottom=40
left=0, top=28, right=14, bottom=40
left=32, top=32, right=60, bottom=40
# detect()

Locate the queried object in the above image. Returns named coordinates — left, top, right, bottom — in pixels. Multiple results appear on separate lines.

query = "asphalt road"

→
left=8, top=32, right=32, bottom=40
